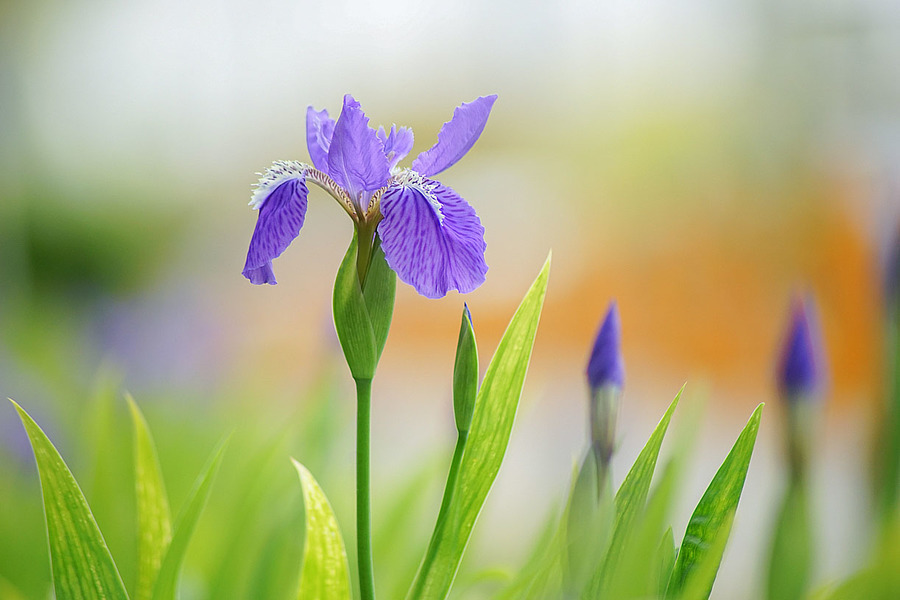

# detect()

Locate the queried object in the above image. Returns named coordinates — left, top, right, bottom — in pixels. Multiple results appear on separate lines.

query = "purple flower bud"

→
left=586, top=301, right=625, bottom=391
left=777, top=297, right=822, bottom=399
left=887, top=223, right=900, bottom=306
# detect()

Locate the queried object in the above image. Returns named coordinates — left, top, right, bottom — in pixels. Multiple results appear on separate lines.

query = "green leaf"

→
left=128, top=398, right=172, bottom=600
left=407, top=253, right=551, bottom=600
left=453, top=304, right=478, bottom=433
left=585, top=389, right=682, bottom=598
left=333, top=232, right=378, bottom=379
left=362, top=238, right=396, bottom=363
left=151, top=436, right=228, bottom=600
left=666, top=403, right=764, bottom=600
left=11, top=399, right=129, bottom=600
left=676, top=515, right=735, bottom=600
left=657, top=527, right=677, bottom=598
left=565, top=451, right=614, bottom=596
left=0, top=575, right=29, bottom=600
left=766, top=482, right=813, bottom=600
left=601, top=457, right=682, bottom=600
left=292, top=459, right=352, bottom=600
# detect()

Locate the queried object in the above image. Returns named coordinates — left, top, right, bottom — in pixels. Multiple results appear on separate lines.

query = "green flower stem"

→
left=879, top=298, right=900, bottom=522
left=409, top=431, right=469, bottom=599
left=356, top=377, right=376, bottom=600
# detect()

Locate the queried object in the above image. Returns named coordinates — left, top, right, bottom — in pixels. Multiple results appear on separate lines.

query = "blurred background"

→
left=1, top=0, right=899, bottom=598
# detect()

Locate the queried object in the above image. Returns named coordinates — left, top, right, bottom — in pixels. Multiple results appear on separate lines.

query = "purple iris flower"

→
left=242, top=94, right=497, bottom=299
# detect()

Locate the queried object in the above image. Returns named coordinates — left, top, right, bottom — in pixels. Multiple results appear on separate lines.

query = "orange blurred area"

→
left=363, top=172, right=883, bottom=412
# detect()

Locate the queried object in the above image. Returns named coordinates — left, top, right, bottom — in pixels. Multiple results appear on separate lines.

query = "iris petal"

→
left=377, top=124, right=415, bottom=169
left=306, top=107, right=335, bottom=172
left=327, top=94, right=391, bottom=200
left=411, top=95, right=497, bottom=177
left=378, top=178, right=487, bottom=299
left=242, top=178, right=309, bottom=285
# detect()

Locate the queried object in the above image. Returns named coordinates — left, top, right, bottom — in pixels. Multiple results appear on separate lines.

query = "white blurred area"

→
left=3, top=0, right=900, bottom=597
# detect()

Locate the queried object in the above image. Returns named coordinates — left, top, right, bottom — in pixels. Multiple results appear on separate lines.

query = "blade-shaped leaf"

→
left=151, top=437, right=228, bottom=600
left=666, top=403, right=764, bottom=600
left=676, top=515, right=735, bottom=600
left=128, top=398, right=172, bottom=600
left=407, top=253, right=551, bottom=600
left=657, top=527, right=677, bottom=598
left=565, top=452, right=614, bottom=596
left=585, top=389, right=682, bottom=598
left=600, top=457, right=682, bottom=600
left=11, top=399, right=129, bottom=600
left=587, top=389, right=682, bottom=597
left=292, top=459, right=351, bottom=600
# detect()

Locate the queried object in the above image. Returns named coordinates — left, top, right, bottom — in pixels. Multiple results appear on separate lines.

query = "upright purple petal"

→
left=586, top=302, right=625, bottom=390
left=327, top=94, right=391, bottom=200
left=777, top=297, right=823, bottom=399
left=306, top=107, right=335, bottom=172
left=378, top=178, right=487, bottom=299
left=412, top=95, right=497, bottom=177
left=243, top=178, right=308, bottom=285
left=377, top=124, right=415, bottom=169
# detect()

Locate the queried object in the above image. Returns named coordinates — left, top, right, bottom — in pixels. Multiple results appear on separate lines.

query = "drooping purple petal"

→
left=412, top=95, right=497, bottom=177
left=378, top=177, right=487, bottom=299
left=377, top=124, right=414, bottom=169
left=243, top=178, right=309, bottom=285
left=586, top=302, right=625, bottom=390
left=306, top=106, right=335, bottom=172
left=777, top=297, right=823, bottom=399
left=327, top=94, right=391, bottom=201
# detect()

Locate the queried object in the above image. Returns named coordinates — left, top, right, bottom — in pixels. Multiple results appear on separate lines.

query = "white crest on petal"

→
left=250, top=160, right=309, bottom=210
left=392, top=168, right=443, bottom=225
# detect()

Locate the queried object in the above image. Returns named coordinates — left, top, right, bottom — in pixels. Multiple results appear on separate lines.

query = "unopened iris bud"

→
left=586, top=302, right=625, bottom=474
left=887, top=223, right=900, bottom=307
left=453, top=304, right=478, bottom=434
left=776, top=295, right=824, bottom=484
left=587, top=302, right=625, bottom=391
left=777, top=297, right=821, bottom=402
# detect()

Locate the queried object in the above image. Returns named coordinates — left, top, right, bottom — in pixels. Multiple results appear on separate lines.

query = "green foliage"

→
left=407, top=253, right=551, bottom=600
left=656, top=528, right=677, bottom=598
left=584, top=389, right=682, bottom=598
left=564, top=451, right=615, bottom=595
left=293, top=459, right=352, bottom=600
left=129, top=398, right=172, bottom=600
left=150, top=436, right=228, bottom=600
left=667, top=404, right=764, bottom=600
left=767, top=482, right=813, bottom=600
left=12, top=399, right=130, bottom=600
left=12, top=397, right=226, bottom=600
